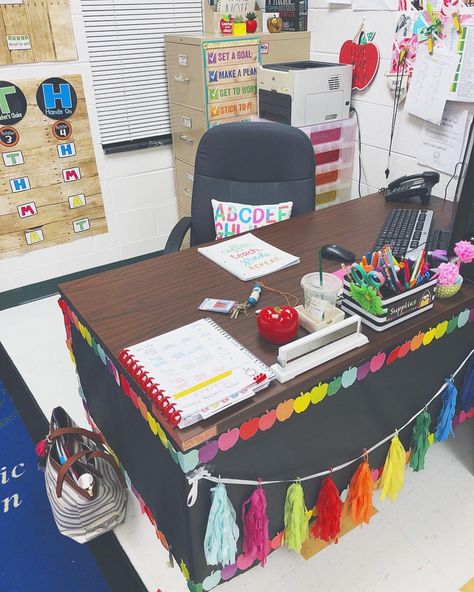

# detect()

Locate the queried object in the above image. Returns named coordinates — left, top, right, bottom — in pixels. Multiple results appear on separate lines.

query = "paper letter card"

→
left=0, top=75, right=107, bottom=258
left=198, top=233, right=300, bottom=281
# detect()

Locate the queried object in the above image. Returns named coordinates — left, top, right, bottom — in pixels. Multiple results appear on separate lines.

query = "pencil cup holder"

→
left=341, top=275, right=438, bottom=331
left=435, top=276, right=463, bottom=299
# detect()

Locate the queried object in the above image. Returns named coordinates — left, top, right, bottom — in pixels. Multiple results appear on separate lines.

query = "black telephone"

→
left=383, top=171, right=440, bottom=204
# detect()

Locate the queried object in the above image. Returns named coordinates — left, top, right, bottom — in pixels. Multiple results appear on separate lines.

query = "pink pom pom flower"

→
left=437, top=262, right=460, bottom=286
left=454, top=240, right=474, bottom=265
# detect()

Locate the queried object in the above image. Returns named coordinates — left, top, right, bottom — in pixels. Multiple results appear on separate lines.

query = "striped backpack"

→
left=38, top=407, right=127, bottom=543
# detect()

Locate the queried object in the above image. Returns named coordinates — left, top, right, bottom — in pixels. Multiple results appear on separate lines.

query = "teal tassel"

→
left=284, top=482, right=308, bottom=553
left=434, top=378, right=457, bottom=442
left=204, top=483, right=239, bottom=566
left=410, top=410, right=431, bottom=471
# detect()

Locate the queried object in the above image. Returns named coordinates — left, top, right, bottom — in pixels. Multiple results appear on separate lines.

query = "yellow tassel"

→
left=380, top=434, right=406, bottom=501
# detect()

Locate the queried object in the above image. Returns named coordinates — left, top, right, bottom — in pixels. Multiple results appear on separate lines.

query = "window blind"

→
left=81, top=0, right=203, bottom=150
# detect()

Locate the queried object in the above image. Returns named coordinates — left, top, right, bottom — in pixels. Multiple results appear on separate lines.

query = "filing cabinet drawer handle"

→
left=184, top=188, right=192, bottom=196
left=174, top=74, right=191, bottom=83
left=178, top=134, right=194, bottom=144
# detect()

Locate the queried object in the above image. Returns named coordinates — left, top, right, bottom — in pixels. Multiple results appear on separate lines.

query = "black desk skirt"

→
left=70, top=316, right=473, bottom=588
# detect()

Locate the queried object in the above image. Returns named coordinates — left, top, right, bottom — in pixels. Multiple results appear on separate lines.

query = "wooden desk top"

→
left=59, top=193, right=474, bottom=450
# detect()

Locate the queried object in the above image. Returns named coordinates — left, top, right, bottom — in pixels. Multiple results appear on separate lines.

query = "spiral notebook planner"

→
left=118, top=318, right=273, bottom=429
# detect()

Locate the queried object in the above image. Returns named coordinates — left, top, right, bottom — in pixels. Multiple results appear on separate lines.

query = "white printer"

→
left=257, top=60, right=353, bottom=127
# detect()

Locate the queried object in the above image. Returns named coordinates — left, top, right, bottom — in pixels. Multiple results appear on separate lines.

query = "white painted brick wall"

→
left=308, top=1, right=474, bottom=200
left=0, top=0, right=178, bottom=293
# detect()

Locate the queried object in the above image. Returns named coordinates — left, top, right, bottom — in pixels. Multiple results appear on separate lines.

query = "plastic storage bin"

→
left=315, top=160, right=352, bottom=191
left=300, top=115, right=357, bottom=148
left=316, top=184, right=351, bottom=208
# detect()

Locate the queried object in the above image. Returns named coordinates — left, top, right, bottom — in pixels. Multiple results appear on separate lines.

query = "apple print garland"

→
left=60, top=298, right=473, bottom=473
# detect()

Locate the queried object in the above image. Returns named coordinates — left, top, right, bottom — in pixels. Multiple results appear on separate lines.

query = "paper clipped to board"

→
left=405, top=45, right=461, bottom=126
left=198, top=233, right=300, bottom=281
left=418, top=102, right=469, bottom=175
left=120, top=318, right=273, bottom=429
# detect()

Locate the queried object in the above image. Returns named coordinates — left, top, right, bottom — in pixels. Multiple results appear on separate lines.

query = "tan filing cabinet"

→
left=165, top=31, right=310, bottom=231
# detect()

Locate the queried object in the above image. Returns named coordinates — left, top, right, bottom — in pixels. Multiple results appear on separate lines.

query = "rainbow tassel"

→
left=434, top=378, right=457, bottom=442
left=460, top=357, right=474, bottom=412
left=311, top=475, right=342, bottom=543
left=241, top=486, right=269, bottom=566
left=204, top=483, right=239, bottom=566
left=380, top=434, right=406, bottom=501
left=284, top=482, right=308, bottom=553
left=410, top=410, right=431, bottom=472
left=345, top=459, right=374, bottom=525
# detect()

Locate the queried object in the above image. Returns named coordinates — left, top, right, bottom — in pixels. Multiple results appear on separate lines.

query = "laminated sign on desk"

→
left=198, top=233, right=300, bottom=281
left=119, top=318, right=273, bottom=429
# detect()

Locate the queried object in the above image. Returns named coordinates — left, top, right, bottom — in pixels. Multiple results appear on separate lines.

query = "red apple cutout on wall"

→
left=339, top=38, right=380, bottom=90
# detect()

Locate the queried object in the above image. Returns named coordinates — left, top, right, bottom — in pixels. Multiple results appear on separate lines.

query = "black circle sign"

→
left=0, top=81, right=27, bottom=125
left=36, top=77, right=77, bottom=120
left=52, top=120, right=72, bottom=140
left=0, top=126, right=19, bottom=147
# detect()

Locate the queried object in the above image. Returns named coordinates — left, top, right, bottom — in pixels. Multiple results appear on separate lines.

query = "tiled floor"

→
left=0, top=296, right=472, bottom=592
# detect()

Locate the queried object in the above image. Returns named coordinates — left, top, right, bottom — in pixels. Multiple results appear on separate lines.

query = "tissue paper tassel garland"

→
left=241, top=486, right=269, bottom=566
left=380, top=434, right=406, bottom=501
left=311, top=475, right=342, bottom=543
left=284, top=482, right=308, bottom=552
left=434, top=378, right=458, bottom=442
left=204, top=483, right=239, bottom=567
left=409, top=410, right=431, bottom=472
left=344, top=458, right=374, bottom=525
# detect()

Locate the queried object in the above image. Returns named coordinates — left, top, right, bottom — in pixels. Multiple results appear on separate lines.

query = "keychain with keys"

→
left=231, top=283, right=262, bottom=319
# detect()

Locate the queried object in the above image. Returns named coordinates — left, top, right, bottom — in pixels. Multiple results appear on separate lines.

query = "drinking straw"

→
left=319, top=248, right=323, bottom=285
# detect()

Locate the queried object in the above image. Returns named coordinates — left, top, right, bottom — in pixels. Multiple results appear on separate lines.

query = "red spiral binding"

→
left=118, top=349, right=180, bottom=427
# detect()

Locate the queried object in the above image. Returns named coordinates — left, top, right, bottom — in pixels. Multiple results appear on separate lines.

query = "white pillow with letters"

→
left=211, top=199, right=293, bottom=240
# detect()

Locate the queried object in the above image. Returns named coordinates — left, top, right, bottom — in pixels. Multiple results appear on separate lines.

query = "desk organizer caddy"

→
left=341, top=276, right=438, bottom=331
left=300, top=115, right=356, bottom=209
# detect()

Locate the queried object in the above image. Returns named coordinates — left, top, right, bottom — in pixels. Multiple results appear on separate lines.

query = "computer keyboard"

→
left=373, top=208, right=433, bottom=260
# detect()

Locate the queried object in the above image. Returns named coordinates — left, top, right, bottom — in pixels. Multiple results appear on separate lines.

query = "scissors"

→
left=351, top=263, right=383, bottom=290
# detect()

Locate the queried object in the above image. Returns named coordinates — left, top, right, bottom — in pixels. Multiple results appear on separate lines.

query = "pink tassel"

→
left=35, top=438, right=48, bottom=458
left=241, top=485, right=269, bottom=566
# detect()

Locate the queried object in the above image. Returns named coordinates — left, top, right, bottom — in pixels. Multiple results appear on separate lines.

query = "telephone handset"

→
left=383, top=171, right=440, bottom=204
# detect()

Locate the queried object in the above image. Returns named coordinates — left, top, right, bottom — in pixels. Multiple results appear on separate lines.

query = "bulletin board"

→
left=0, top=0, right=77, bottom=65
left=0, top=75, right=107, bottom=258
left=202, top=38, right=260, bottom=128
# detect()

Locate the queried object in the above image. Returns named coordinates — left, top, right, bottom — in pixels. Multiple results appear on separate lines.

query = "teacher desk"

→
left=58, top=193, right=474, bottom=590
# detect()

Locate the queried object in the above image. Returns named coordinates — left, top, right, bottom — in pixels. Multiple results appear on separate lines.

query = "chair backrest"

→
left=189, top=121, right=316, bottom=247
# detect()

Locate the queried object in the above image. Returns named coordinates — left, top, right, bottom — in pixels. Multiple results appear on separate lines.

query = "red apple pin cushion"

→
left=256, top=306, right=299, bottom=345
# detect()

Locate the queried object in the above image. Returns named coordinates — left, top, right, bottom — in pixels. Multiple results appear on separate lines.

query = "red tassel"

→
left=311, top=476, right=342, bottom=543
left=35, top=438, right=48, bottom=458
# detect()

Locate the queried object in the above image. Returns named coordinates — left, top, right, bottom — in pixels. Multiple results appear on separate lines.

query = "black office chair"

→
left=164, top=121, right=316, bottom=252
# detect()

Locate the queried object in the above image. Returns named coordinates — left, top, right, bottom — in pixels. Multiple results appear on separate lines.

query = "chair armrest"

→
left=163, top=217, right=192, bottom=254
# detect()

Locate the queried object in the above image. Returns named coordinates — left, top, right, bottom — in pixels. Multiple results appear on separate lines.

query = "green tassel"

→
left=284, top=482, right=308, bottom=553
left=410, top=410, right=431, bottom=472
